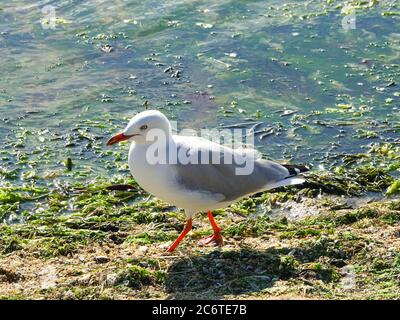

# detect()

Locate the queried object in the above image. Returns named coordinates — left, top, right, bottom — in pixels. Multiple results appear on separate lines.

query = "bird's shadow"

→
left=165, top=244, right=346, bottom=299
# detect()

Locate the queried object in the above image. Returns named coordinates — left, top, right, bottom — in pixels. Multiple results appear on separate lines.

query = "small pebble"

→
left=137, top=246, right=148, bottom=255
left=159, top=242, right=172, bottom=250
left=95, top=256, right=110, bottom=264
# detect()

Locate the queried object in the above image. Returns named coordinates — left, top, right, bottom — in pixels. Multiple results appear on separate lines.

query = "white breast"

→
left=128, top=143, right=174, bottom=198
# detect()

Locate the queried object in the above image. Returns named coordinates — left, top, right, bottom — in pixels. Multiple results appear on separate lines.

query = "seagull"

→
left=107, top=110, right=309, bottom=252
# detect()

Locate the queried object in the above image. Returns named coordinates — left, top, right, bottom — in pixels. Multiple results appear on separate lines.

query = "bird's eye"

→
left=140, top=124, right=148, bottom=130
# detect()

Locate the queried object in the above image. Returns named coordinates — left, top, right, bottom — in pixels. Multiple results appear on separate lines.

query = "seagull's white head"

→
left=107, top=110, right=172, bottom=146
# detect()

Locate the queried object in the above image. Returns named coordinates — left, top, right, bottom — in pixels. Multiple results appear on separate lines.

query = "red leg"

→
left=198, top=211, right=223, bottom=247
left=207, top=211, right=221, bottom=233
left=167, top=219, right=192, bottom=253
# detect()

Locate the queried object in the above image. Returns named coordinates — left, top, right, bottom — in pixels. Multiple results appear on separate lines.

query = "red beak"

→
left=107, top=132, right=132, bottom=146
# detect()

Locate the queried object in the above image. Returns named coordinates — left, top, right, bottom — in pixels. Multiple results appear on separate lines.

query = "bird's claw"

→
left=198, top=232, right=223, bottom=247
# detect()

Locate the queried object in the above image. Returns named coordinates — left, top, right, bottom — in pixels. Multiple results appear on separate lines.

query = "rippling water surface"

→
left=0, top=0, right=399, bottom=183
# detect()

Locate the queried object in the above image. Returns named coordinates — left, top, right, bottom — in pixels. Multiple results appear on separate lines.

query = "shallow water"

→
left=0, top=0, right=399, bottom=184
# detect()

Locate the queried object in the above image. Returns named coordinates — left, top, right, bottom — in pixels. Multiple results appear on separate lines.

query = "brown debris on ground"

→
left=1, top=195, right=399, bottom=300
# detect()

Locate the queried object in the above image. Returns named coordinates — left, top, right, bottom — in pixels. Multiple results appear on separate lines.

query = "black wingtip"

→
left=282, top=164, right=311, bottom=176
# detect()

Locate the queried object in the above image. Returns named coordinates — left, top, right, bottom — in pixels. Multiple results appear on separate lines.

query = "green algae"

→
left=0, top=182, right=399, bottom=299
left=0, top=0, right=399, bottom=300
left=116, top=265, right=165, bottom=289
left=386, top=180, right=400, bottom=196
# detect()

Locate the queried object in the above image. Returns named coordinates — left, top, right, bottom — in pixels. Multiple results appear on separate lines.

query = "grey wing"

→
left=172, top=139, right=291, bottom=202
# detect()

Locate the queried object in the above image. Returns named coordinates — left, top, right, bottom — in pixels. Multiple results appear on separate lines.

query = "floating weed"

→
left=386, top=180, right=400, bottom=196
left=0, top=190, right=25, bottom=204
left=0, top=167, right=18, bottom=180
left=382, top=11, right=400, bottom=16
left=302, top=165, right=394, bottom=196
left=356, top=129, right=379, bottom=139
